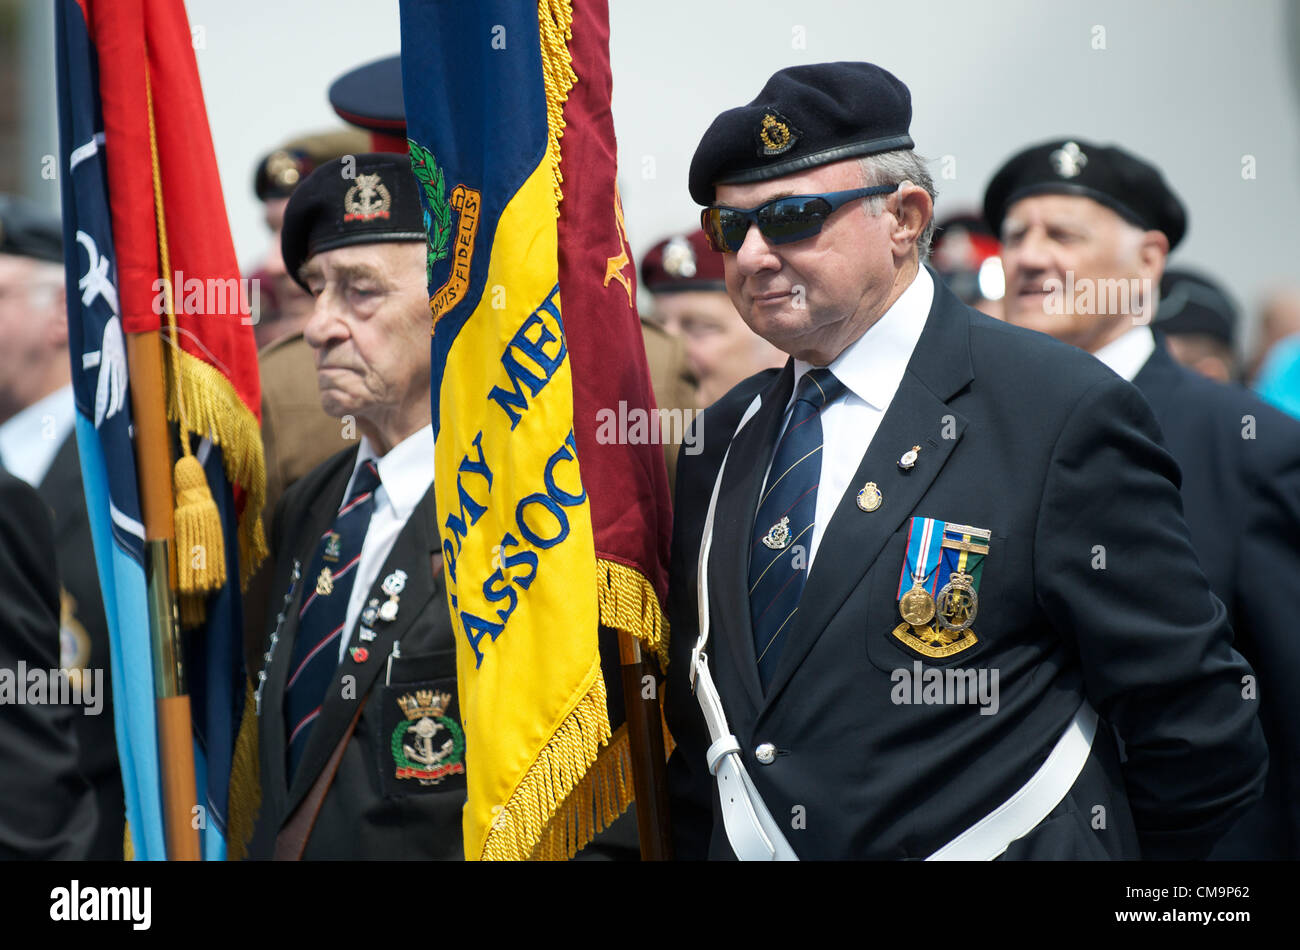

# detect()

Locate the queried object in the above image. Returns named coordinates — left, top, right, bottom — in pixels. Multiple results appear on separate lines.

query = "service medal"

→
left=936, top=571, right=978, bottom=631
left=899, top=584, right=936, bottom=626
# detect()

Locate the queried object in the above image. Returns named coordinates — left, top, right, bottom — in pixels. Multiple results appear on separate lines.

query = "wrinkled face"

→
left=999, top=194, right=1157, bottom=352
left=0, top=254, right=63, bottom=409
left=299, top=242, right=430, bottom=423
left=656, top=289, right=786, bottom=406
left=713, top=158, right=900, bottom=365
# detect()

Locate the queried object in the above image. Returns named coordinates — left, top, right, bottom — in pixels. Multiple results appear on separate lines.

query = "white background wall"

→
left=172, top=0, right=1300, bottom=334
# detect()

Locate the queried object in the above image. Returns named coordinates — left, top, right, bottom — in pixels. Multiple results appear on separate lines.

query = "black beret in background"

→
left=328, top=54, right=408, bottom=153
left=1155, top=268, right=1239, bottom=346
left=280, top=152, right=426, bottom=291
left=253, top=128, right=371, bottom=202
left=983, top=138, right=1187, bottom=250
left=641, top=228, right=727, bottom=293
left=0, top=193, right=62, bottom=263
left=689, top=61, right=914, bottom=206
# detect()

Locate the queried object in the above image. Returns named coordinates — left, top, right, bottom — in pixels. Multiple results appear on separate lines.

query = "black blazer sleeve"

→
left=0, top=471, right=98, bottom=858
left=1033, top=376, right=1268, bottom=859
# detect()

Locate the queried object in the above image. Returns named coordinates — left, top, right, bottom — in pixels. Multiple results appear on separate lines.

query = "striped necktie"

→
left=284, top=459, right=381, bottom=779
left=748, top=368, right=846, bottom=689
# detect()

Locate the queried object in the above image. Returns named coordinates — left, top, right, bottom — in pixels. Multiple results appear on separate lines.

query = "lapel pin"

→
left=897, top=444, right=922, bottom=471
left=362, top=599, right=379, bottom=626
left=761, top=516, right=793, bottom=550
left=359, top=626, right=377, bottom=642
left=856, top=481, right=882, bottom=512
left=379, top=597, right=400, bottom=622
left=350, top=645, right=370, bottom=663
left=382, top=570, right=408, bottom=596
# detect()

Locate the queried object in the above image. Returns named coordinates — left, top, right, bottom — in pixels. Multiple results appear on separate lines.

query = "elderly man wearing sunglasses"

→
left=662, top=61, right=1266, bottom=862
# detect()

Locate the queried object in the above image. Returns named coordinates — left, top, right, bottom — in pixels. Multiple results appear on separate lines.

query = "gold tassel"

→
left=173, top=453, right=227, bottom=597
left=225, top=680, right=262, bottom=861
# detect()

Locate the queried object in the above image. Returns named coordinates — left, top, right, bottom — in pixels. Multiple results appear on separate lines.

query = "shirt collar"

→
left=1092, top=325, right=1156, bottom=383
left=792, top=265, right=935, bottom=411
left=346, top=423, right=435, bottom=520
left=0, top=384, right=76, bottom=487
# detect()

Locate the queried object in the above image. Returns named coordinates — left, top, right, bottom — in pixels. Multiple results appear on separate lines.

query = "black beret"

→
left=0, top=194, right=62, bottom=263
left=253, top=129, right=370, bottom=202
left=689, top=62, right=914, bottom=206
left=328, top=55, right=408, bottom=152
left=983, top=138, right=1187, bottom=250
left=641, top=229, right=726, bottom=293
left=280, top=152, right=426, bottom=291
left=1155, top=268, right=1238, bottom=346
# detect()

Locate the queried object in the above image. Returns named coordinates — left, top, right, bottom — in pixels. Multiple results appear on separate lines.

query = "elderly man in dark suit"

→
left=663, top=62, right=1266, bottom=861
left=0, top=193, right=121, bottom=858
left=246, top=153, right=462, bottom=860
left=987, top=139, right=1300, bottom=859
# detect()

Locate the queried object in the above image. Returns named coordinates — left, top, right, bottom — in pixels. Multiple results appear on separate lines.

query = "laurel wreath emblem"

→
left=407, top=139, right=452, bottom=284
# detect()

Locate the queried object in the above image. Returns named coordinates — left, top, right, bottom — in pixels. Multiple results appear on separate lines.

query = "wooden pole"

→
left=617, top=631, right=672, bottom=860
left=126, top=330, right=201, bottom=861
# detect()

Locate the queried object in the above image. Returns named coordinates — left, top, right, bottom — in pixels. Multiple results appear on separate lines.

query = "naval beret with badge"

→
left=280, top=152, right=426, bottom=291
left=0, top=193, right=62, bottom=263
left=689, top=61, right=915, bottom=206
left=641, top=228, right=726, bottom=293
left=983, top=138, right=1187, bottom=250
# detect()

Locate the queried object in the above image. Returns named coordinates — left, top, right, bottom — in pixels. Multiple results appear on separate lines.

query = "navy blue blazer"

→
left=1133, top=339, right=1300, bottom=859
left=664, top=273, right=1268, bottom=860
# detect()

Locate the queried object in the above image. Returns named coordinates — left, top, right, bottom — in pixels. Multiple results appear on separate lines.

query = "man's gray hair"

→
left=858, top=150, right=938, bottom=260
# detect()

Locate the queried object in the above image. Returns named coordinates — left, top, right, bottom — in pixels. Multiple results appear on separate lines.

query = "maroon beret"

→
left=640, top=229, right=726, bottom=294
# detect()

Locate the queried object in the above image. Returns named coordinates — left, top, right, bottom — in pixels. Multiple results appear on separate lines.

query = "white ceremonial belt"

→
left=691, top=396, right=798, bottom=861
left=926, top=700, right=1099, bottom=861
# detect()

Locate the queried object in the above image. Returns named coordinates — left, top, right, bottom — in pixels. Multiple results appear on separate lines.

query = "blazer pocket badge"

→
left=378, top=678, right=466, bottom=796
left=892, top=518, right=990, bottom=658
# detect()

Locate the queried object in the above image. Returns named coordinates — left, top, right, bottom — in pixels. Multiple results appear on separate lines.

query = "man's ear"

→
left=892, top=182, right=932, bottom=257
left=1137, top=230, right=1169, bottom=283
left=45, top=285, right=69, bottom=350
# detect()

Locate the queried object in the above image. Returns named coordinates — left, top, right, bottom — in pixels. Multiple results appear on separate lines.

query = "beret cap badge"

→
left=343, top=173, right=393, bottom=222
left=1049, top=141, right=1088, bottom=179
left=661, top=236, right=697, bottom=279
left=757, top=111, right=799, bottom=157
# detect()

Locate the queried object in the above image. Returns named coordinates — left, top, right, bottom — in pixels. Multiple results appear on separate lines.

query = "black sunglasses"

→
left=701, top=184, right=901, bottom=253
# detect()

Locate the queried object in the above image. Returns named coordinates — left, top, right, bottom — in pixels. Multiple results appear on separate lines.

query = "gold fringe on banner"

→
left=538, top=0, right=576, bottom=211
left=481, top=659, right=611, bottom=860
left=596, top=557, right=669, bottom=671
left=224, top=680, right=262, bottom=861
left=534, top=724, right=634, bottom=860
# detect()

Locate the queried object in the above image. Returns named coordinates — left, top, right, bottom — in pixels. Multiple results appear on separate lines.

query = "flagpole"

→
left=617, top=631, right=673, bottom=859
left=125, top=329, right=201, bottom=861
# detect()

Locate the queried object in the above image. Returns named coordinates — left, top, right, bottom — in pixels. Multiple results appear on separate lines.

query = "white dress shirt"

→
left=1092, top=325, right=1156, bottom=383
left=0, top=384, right=76, bottom=487
left=773, top=266, right=935, bottom=571
left=336, top=424, right=435, bottom=662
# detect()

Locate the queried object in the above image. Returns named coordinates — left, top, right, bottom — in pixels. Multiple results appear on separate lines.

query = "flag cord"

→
left=144, top=65, right=227, bottom=608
